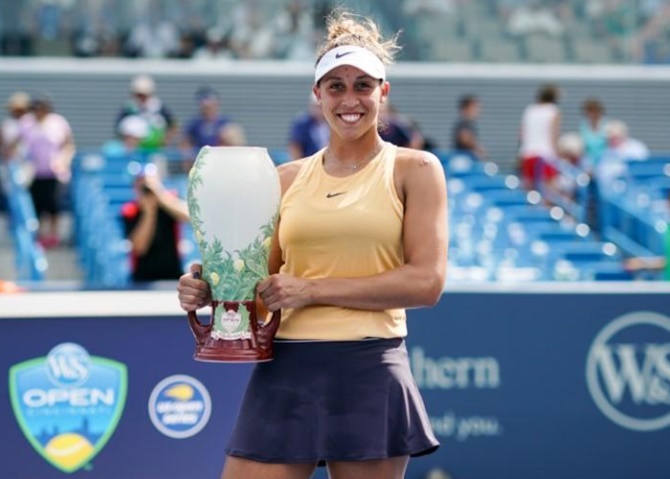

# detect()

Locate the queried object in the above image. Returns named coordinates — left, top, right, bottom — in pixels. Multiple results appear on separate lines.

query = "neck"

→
left=325, top=136, right=385, bottom=171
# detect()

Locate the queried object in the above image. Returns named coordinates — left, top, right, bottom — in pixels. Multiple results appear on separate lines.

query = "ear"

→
left=312, top=85, right=321, bottom=104
left=379, top=81, right=390, bottom=104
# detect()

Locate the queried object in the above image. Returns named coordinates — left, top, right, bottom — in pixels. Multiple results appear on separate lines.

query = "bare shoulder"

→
left=395, top=147, right=443, bottom=177
left=277, top=158, right=308, bottom=194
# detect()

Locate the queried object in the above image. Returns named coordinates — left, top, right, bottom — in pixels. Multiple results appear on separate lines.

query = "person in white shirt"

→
left=519, top=84, right=562, bottom=189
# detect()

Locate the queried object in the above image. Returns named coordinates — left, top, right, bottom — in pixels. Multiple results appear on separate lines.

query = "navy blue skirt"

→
left=226, top=338, right=439, bottom=465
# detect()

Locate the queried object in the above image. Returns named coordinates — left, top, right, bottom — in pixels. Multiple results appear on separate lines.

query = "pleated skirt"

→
left=226, top=337, right=439, bottom=465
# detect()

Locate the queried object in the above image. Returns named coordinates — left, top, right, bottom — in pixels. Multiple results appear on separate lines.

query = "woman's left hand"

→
left=257, top=274, right=312, bottom=312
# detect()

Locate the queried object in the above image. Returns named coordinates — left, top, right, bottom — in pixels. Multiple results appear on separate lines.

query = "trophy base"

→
left=193, top=340, right=275, bottom=363
left=188, top=301, right=281, bottom=363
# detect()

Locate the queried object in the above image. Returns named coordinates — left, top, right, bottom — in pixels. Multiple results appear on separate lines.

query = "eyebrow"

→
left=322, top=73, right=376, bottom=82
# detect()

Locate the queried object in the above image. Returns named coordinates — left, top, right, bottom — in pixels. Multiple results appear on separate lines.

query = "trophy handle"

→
left=187, top=310, right=211, bottom=346
left=254, top=293, right=281, bottom=345
left=187, top=271, right=211, bottom=345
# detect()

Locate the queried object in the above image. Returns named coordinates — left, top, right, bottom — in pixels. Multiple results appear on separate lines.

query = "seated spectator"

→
left=507, top=2, right=564, bottom=37
left=121, top=167, right=189, bottom=282
left=124, top=13, right=180, bottom=58
left=115, top=75, right=177, bottom=152
left=557, top=132, right=585, bottom=167
left=101, top=115, right=149, bottom=159
left=594, top=119, right=649, bottom=182
left=193, top=27, right=234, bottom=60
left=403, top=0, right=456, bottom=16
left=287, top=93, right=329, bottom=160
left=182, top=86, right=232, bottom=154
left=451, top=94, right=486, bottom=160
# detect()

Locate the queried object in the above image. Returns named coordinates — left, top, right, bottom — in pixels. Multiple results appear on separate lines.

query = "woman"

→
left=17, top=94, right=75, bottom=248
left=178, top=10, right=448, bottom=479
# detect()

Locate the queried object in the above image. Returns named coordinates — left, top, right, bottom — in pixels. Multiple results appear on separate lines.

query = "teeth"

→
left=341, top=113, right=361, bottom=123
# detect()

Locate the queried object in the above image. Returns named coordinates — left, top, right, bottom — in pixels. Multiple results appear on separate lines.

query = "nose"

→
left=341, top=90, right=360, bottom=109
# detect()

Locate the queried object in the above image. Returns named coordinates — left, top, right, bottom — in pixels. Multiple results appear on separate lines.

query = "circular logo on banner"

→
left=46, top=343, right=92, bottom=388
left=148, top=375, right=212, bottom=439
left=586, top=311, right=670, bottom=432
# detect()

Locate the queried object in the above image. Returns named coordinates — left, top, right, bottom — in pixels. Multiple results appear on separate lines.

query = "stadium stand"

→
left=1, top=0, right=669, bottom=286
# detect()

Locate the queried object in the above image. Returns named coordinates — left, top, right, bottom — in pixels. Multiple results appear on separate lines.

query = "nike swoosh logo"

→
left=335, top=51, right=354, bottom=59
left=326, top=192, right=346, bottom=198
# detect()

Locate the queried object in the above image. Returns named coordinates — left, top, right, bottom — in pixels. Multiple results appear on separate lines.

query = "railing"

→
left=0, top=162, right=47, bottom=281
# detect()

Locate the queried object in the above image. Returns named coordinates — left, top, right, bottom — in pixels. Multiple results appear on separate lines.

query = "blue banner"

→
left=1, top=290, right=669, bottom=479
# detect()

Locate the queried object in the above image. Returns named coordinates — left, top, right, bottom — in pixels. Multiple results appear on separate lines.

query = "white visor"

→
left=314, top=45, right=386, bottom=84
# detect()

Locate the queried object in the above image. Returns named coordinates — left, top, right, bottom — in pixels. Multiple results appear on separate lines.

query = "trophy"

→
left=186, top=146, right=281, bottom=362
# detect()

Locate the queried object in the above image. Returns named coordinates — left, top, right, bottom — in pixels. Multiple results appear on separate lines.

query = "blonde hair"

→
left=316, top=10, right=401, bottom=66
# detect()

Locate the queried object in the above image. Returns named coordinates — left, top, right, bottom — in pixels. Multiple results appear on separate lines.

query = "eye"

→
left=355, top=81, right=374, bottom=92
left=327, top=82, right=345, bottom=92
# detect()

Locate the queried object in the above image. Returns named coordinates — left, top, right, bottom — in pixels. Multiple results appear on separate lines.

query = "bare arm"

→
left=258, top=150, right=448, bottom=312
left=143, top=176, right=190, bottom=222
left=129, top=195, right=159, bottom=256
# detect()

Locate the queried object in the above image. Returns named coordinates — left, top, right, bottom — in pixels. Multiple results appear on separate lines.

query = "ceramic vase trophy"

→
left=186, top=146, right=281, bottom=362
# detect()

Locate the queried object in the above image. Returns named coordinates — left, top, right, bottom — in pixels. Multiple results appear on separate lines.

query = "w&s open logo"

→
left=586, top=312, right=670, bottom=432
left=8, top=343, right=128, bottom=473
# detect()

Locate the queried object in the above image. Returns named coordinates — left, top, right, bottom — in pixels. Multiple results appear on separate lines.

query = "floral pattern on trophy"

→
left=186, top=146, right=281, bottom=362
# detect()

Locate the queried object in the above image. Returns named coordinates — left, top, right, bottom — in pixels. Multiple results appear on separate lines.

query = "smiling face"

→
left=313, top=65, right=389, bottom=144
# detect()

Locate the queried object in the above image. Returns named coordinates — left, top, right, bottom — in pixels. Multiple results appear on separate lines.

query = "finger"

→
left=190, top=263, right=203, bottom=278
left=257, top=277, right=272, bottom=295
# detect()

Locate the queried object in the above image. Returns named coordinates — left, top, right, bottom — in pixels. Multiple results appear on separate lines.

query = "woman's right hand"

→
left=177, top=263, right=212, bottom=312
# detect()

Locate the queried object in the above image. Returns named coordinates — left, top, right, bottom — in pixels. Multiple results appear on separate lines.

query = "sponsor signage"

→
left=148, top=375, right=212, bottom=439
left=8, top=343, right=127, bottom=473
left=586, top=311, right=670, bottom=432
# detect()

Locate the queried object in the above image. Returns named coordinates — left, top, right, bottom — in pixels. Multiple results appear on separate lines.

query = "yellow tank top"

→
left=277, top=142, right=406, bottom=340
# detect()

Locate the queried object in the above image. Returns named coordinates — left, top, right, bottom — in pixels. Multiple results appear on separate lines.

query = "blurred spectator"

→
left=116, top=75, right=177, bottom=152
left=181, top=86, right=233, bottom=163
left=451, top=94, right=486, bottom=159
left=594, top=119, right=649, bottom=182
left=507, top=1, right=565, bottom=37
left=0, top=3, right=33, bottom=55
left=228, top=0, right=276, bottom=59
left=287, top=93, right=329, bottom=160
left=70, top=0, right=119, bottom=57
left=16, top=94, right=75, bottom=248
left=403, top=0, right=456, bottom=16
left=272, top=0, right=316, bottom=60
left=123, top=9, right=180, bottom=58
left=1, top=92, right=31, bottom=162
left=519, top=83, right=562, bottom=189
left=121, top=166, right=189, bottom=283
left=579, top=98, right=608, bottom=168
left=553, top=132, right=586, bottom=203
left=193, top=27, right=234, bottom=60
left=101, top=115, right=149, bottom=158
left=379, top=103, right=425, bottom=149
left=557, top=132, right=585, bottom=167
left=218, top=123, right=247, bottom=146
